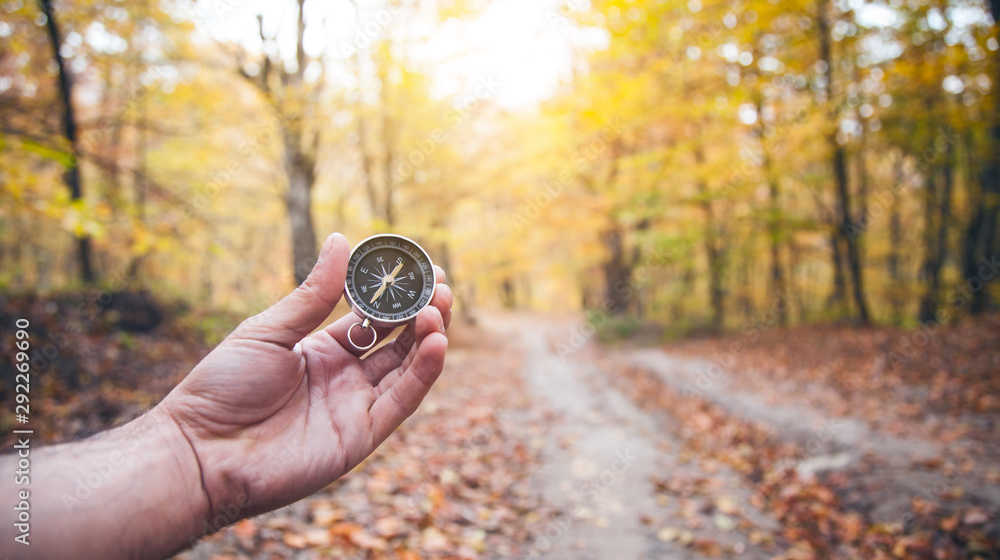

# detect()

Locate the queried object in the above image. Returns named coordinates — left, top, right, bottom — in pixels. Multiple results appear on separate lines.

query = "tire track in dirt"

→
left=616, top=348, right=1000, bottom=521
left=486, top=314, right=777, bottom=559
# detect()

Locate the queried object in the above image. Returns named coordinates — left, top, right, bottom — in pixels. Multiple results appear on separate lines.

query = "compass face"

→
left=345, top=234, right=435, bottom=324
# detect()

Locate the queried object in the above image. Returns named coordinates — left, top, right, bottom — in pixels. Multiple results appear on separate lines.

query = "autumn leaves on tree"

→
left=1, top=0, right=997, bottom=328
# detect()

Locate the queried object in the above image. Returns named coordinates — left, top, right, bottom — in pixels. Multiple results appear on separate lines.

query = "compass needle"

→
left=369, top=281, right=388, bottom=304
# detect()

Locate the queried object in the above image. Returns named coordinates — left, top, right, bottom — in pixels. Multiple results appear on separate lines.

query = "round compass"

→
left=344, top=234, right=436, bottom=350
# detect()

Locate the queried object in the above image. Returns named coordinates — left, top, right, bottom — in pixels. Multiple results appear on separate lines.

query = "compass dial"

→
left=344, top=234, right=435, bottom=324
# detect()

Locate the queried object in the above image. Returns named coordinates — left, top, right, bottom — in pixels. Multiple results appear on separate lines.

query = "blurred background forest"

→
left=2, top=0, right=1000, bottom=559
left=0, top=0, right=996, bottom=330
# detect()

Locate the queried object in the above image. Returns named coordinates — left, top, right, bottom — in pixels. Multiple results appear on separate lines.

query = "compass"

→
left=344, top=233, right=436, bottom=351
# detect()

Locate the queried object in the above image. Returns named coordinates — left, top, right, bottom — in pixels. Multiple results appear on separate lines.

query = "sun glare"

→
left=195, top=0, right=589, bottom=109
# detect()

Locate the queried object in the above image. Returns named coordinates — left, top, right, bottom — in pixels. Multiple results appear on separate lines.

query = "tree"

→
left=965, top=0, right=1000, bottom=314
left=817, top=0, right=869, bottom=324
left=38, top=0, right=95, bottom=284
left=235, top=0, right=323, bottom=285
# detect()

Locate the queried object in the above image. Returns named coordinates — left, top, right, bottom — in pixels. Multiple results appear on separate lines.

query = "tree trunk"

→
left=834, top=139, right=871, bottom=325
left=705, top=219, right=725, bottom=332
left=919, top=149, right=954, bottom=322
left=827, top=231, right=847, bottom=311
left=356, top=112, right=381, bottom=222
left=40, top=0, right=95, bottom=284
left=789, top=238, right=807, bottom=324
left=693, top=144, right=725, bottom=332
left=285, top=0, right=318, bottom=285
left=856, top=117, right=870, bottom=313
left=696, top=183, right=723, bottom=330
left=756, top=95, right=786, bottom=323
left=962, top=140, right=986, bottom=303
left=602, top=224, right=633, bottom=315
left=739, top=252, right=754, bottom=321
left=286, top=141, right=317, bottom=285
left=671, top=265, right=695, bottom=326
left=840, top=147, right=870, bottom=324
left=378, top=62, right=397, bottom=227
left=968, top=0, right=1000, bottom=314
left=766, top=171, right=785, bottom=324
left=888, top=154, right=905, bottom=324
left=816, top=2, right=846, bottom=315
left=128, top=74, right=147, bottom=282
left=501, top=277, right=516, bottom=309
left=358, top=121, right=380, bottom=221
left=818, top=0, right=869, bottom=324
left=918, top=174, right=940, bottom=322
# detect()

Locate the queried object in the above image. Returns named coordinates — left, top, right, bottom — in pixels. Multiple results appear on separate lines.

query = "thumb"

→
left=237, top=233, right=350, bottom=349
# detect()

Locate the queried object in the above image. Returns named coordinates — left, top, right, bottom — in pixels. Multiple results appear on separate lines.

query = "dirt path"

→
left=484, top=312, right=1000, bottom=557
left=615, top=348, right=1000, bottom=520
left=619, top=349, right=940, bottom=474
left=172, top=312, right=997, bottom=558
left=485, top=314, right=777, bottom=559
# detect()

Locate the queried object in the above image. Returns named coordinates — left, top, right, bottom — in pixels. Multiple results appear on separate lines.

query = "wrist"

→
left=158, top=397, right=256, bottom=533
left=126, top=407, right=214, bottom=550
left=18, top=407, right=214, bottom=559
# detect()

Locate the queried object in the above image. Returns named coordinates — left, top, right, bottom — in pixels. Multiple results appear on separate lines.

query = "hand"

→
left=160, top=233, right=452, bottom=526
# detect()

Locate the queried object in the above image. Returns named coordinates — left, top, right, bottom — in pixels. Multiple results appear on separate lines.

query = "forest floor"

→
left=1, top=294, right=998, bottom=559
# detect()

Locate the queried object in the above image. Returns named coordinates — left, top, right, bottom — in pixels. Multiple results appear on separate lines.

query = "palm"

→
left=162, top=233, right=450, bottom=521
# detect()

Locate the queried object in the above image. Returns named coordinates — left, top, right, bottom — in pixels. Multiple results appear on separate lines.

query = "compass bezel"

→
left=344, top=233, right=437, bottom=326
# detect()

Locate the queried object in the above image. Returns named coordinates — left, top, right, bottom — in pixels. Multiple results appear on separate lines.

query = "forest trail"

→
left=483, top=312, right=1000, bottom=558
left=485, top=314, right=777, bottom=559
left=165, top=310, right=999, bottom=558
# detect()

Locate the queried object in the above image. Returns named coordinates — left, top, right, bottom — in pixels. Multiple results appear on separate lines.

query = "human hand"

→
left=160, top=233, right=452, bottom=527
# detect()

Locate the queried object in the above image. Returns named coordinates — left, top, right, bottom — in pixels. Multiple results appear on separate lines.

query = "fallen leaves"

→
left=7, top=290, right=999, bottom=560
left=611, top=313, right=1000, bottom=560
left=176, top=341, right=553, bottom=559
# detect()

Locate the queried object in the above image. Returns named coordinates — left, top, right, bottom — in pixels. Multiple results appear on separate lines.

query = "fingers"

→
left=234, top=233, right=349, bottom=349
left=324, top=267, right=451, bottom=359
left=367, top=306, right=440, bottom=390
left=361, top=283, right=453, bottom=381
left=433, top=282, right=453, bottom=331
left=369, top=305, right=448, bottom=444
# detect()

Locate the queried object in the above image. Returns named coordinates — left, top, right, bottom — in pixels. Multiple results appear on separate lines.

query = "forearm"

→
left=1, top=408, right=209, bottom=559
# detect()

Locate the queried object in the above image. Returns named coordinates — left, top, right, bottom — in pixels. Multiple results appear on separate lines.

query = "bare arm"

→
left=1, top=232, right=452, bottom=559
left=1, top=411, right=206, bottom=558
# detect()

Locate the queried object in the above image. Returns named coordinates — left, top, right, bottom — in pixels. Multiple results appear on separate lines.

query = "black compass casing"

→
left=344, top=234, right=436, bottom=328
